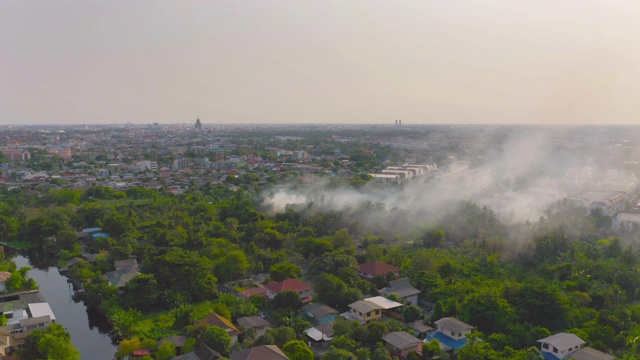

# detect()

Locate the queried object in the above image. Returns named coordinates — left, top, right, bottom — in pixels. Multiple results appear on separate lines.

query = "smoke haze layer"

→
left=261, top=129, right=596, bottom=236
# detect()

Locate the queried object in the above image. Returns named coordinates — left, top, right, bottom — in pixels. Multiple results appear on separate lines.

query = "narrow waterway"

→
left=14, top=255, right=118, bottom=360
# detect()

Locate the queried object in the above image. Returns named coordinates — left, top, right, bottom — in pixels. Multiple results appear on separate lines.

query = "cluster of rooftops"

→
left=229, top=262, right=615, bottom=359
left=0, top=291, right=57, bottom=358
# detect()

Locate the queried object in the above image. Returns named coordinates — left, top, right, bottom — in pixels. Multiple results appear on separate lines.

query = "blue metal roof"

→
left=91, top=233, right=110, bottom=239
left=541, top=351, right=561, bottom=360
left=425, top=331, right=468, bottom=350
left=82, top=227, right=101, bottom=233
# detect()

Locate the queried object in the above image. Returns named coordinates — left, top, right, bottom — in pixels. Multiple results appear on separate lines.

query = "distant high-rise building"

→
left=173, top=159, right=190, bottom=170
left=195, top=118, right=202, bottom=130
left=136, top=160, right=158, bottom=172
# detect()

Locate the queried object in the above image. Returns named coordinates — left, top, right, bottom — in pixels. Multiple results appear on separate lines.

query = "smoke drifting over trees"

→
left=262, top=126, right=640, bottom=247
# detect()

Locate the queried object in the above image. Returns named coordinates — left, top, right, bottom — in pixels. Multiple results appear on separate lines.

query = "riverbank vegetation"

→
left=20, top=323, right=80, bottom=360
left=2, top=183, right=640, bottom=358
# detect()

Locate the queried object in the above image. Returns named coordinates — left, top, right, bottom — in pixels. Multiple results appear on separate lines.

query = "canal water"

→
left=14, top=255, right=118, bottom=360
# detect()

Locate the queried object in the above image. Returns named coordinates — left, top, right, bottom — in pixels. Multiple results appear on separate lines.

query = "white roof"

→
left=538, top=333, right=585, bottom=350
left=363, top=296, right=404, bottom=310
left=28, top=302, right=56, bottom=322
left=370, top=174, right=400, bottom=179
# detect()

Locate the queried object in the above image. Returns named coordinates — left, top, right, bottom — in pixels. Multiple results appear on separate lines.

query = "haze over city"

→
left=3, top=0, right=640, bottom=125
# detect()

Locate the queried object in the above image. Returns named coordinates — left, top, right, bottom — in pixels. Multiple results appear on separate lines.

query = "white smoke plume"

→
left=260, top=128, right=605, bottom=236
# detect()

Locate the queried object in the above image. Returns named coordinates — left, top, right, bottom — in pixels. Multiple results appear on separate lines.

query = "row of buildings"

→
left=369, top=163, right=438, bottom=184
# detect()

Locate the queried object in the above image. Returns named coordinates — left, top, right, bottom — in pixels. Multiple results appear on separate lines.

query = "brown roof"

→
left=357, top=262, right=400, bottom=276
left=19, top=315, right=51, bottom=327
left=380, top=278, right=421, bottom=298
left=303, top=303, right=339, bottom=318
left=198, top=313, right=241, bottom=336
left=114, top=258, right=139, bottom=272
left=0, top=271, right=11, bottom=282
left=265, top=279, right=312, bottom=294
left=382, top=331, right=423, bottom=350
left=237, top=316, right=269, bottom=329
left=195, top=343, right=222, bottom=360
left=408, top=321, right=433, bottom=334
left=229, top=345, right=290, bottom=360
left=435, top=317, right=473, bottom=333
left=349, top=299, right=383, bottom=313
left=571, top=347, right=615, bottom=360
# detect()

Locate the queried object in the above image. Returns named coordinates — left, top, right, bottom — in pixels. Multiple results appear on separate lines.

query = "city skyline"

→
left=3, top=0, right=640, bottom=125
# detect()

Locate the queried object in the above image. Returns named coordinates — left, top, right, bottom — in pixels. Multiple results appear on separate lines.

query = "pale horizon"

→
left=3, top=1, right=640, bottom=125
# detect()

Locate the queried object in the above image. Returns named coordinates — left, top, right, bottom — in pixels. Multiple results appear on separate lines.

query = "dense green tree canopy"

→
left=201, top=326, right=232, bottom=356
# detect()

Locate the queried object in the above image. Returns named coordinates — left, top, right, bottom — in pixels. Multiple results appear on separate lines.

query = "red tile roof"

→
left=358, top=262, right=400, bottom=276
left=265, top=279, right=312, bottom=294
left=240, top=287, right=268, bottom=298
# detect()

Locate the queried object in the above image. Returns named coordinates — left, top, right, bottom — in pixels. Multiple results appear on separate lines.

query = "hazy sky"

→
left=2, top=1, right=640, bottom=125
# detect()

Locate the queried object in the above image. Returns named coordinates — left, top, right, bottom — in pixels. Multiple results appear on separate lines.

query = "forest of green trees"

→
left=1, top=183, right=640, bottom=359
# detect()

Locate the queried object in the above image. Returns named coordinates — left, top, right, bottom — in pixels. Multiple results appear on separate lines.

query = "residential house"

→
left=229, top=345, right=290, bottom=360
left=302, top=303, right=338, bottom=324
left=425, top=317, right=473, bottom=354
left=537, top=333, right=613, bottom=360
left=341, top=296, right=404, bottom=324
left=0, top=291, right=56, bottom=357
left=265, top=279, right=313, bottom=303
left=362, top=296, right=405, bottom=320
left=105, top=258, right=140, bottom=289
left=407, top=321, right=433, bottom=339
left=357, top=262, right=400, bottom=280
left=304, top=321, right=334, bottom=350
left=76, top=231, right=93, bottom=249
left=379, top=278, right=421, bottom=306
left=198, top=313, right=241, bottom=345
left=236, top=316, right=270, bottom=338
left=172, top=343, right=222, bottom=360
left=382, top=331, right=423, bottom=359
left=22, top=172, right=49, bottom=182
left=343, top=300, right=383, bottom=324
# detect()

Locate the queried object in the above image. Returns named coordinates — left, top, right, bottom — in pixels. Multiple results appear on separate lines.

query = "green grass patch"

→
left=4, top=241, right=35, bottom=250
left=132, top=311, right=178, bottom=340
left=131, top=301, right=216, bottom=341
